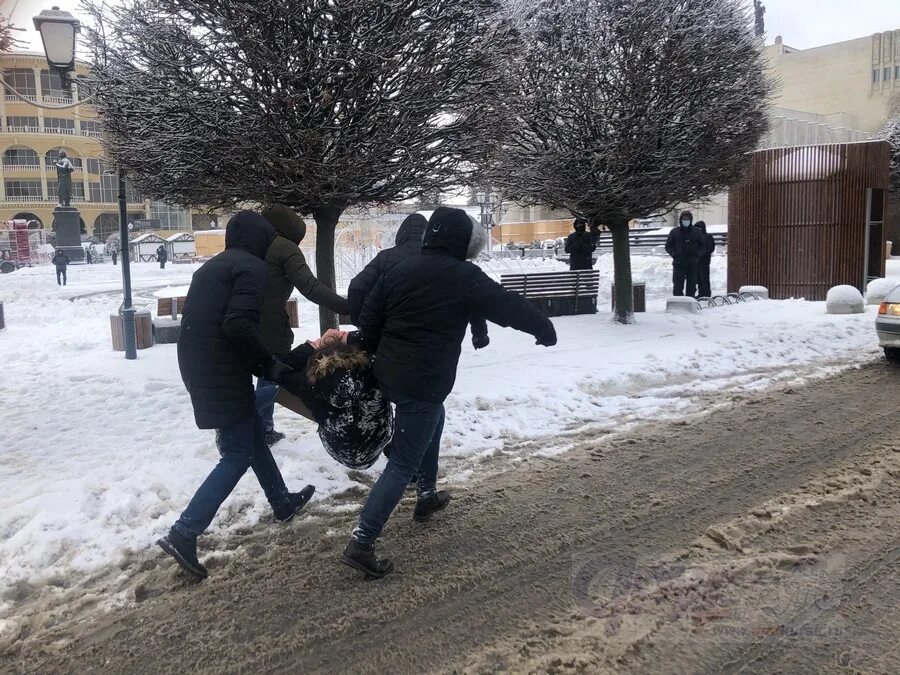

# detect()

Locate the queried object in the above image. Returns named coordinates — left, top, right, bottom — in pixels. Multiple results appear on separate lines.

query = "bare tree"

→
left=0, top=15, right=23, bottom=55
left=82, top=0, right=514, bottom=331
left=490, top=0, right=771, bottom=322
left=878, top=95, right=900, bottom=194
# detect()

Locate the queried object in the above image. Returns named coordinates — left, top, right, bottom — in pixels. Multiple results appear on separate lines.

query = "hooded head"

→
left=261, top=204, right=307, bottom=244
left=679, top=211, right=694, bottom=229
left=695, top=220, right=707, bottom=234
left=225, top=210, right=276, bottom=260
left=394, top=213, right=428, bottom=247
left=424, top=206, right=485, bottom=261
left=573, top=217, right=587, bottom=232
left=305, top=343, right=370, bottom=409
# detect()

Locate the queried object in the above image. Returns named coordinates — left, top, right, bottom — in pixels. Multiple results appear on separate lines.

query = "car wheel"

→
left=885, top=347, right=900, bottom=363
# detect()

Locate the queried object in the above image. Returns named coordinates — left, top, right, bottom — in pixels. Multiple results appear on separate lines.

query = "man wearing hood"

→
left=256, top=204, right=350, bottom=446
left=665, top=210, right=705, bottom=297
left=564, top=218, right=597, bottom=270
left=341, top=206, right=557, bottom=579
left=695, top=221, right=716, bottom=298
left=157, top=211, right=314, bottom=580
left=348, top=213, right=490, bottom=349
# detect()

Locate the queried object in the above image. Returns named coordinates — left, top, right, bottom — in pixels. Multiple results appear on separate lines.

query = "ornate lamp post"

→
left=32, top=6, right=80, bottom=89
left=475, top=190, right=498, bottom=254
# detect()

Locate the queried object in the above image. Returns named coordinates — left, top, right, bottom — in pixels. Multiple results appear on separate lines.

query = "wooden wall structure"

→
left=728, top=141, right=892, bottom=300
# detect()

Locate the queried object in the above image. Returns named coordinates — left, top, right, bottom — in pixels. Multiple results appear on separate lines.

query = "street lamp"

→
left=32, top=6, right=80, bottom=90
left=475, top=190, right=498, bottom=254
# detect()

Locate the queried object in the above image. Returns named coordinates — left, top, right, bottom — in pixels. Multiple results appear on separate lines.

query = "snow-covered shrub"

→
left=866, top=278, right=900, bottom=305
left=825, top=285, right=865, bottom=315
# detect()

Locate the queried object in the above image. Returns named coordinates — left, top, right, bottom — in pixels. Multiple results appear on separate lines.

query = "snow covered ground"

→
left=0, top=253, right=894, bottom=615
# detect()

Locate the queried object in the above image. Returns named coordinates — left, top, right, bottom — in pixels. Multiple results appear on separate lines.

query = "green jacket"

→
left=260, top=208, right=349, bottom=355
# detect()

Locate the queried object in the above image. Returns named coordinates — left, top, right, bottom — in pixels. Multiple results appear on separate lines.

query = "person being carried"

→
left=564, top=218, right=597, bottom=270
left=52, top=249, right=70, bottom=286
left=341, top=206, right=557, bottom=579
left=255, top=204, right=351, bottom=446
left=157, top=210, right=314, bottom=580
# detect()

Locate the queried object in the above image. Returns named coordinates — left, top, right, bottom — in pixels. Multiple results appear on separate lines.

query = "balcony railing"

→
left=4, top=94, right=37, bottom=102
left=81, top=130, right=103, bottom=138
left=5, top=126, right=40, bottom=134
left=43, top=96, right=75, bottom=105
left=45, top=127, right=77, bottom=136
left=44, top=164, right=83, bottom=172
left=1, top=164, right=42, bottom=172
left=1, top=195, right=44, bottom=202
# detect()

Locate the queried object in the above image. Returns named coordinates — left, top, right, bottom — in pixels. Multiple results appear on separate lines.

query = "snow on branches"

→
left=489, top=0, right=772, bottom=227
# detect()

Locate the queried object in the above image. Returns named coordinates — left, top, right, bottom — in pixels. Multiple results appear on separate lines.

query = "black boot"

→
left=157, top=528, right=208, bottom=579
left=265, top=429, right=286, bottom=447
left=414, top=491, right=451, bottom=523
left=340, top=540, right=394, bottom=579
left=274, top=484, right=316, bottom=523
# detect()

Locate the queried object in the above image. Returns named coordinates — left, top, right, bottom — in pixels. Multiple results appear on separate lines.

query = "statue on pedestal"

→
left=55, top=150, right=75, bottom=207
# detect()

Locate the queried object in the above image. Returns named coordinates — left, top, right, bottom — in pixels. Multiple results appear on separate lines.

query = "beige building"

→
left=1, top=51, right=196, bottom=240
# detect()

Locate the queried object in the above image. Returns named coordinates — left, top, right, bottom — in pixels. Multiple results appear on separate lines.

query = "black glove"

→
left=263, top=357, right=295, bottom=386
left=535, top=319, right=557, bottom=347
left=472, top=333, right=490, bottom=350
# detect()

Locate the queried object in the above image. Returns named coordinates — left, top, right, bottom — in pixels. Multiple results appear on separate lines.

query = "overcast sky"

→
left=4, top=0, right=899, bottom=52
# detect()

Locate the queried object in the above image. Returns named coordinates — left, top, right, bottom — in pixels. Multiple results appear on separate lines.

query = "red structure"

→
left=728, top=141, right=892, bottom=301
left=0, top=219, right=48, bottom=271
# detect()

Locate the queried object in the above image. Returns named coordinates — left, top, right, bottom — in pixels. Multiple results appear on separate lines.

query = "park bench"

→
left=153, top=296, right=300, bottom=344
left=500, top=270, right=599, bottom=317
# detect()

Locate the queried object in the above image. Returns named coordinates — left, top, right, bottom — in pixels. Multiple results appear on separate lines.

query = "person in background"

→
left=256, top=204, right=350, bottom=446
left=85, top=247, right=93, bottom=265
left=157, top=211, right=314, bottom=580
left=52, top=249, right=70, bottom=286
left=348, top=213, right=490, bottom=350
left=564, top=218, right=596, bottom=270
left=665, top=210, right=705, bottom=297
left=341, top=206, right=557, bottom=579
left=695, top=221, right=716, bottom=298
left=111, top=248, right=118, bottom=266
left=157, top=244, right=168, bottom=269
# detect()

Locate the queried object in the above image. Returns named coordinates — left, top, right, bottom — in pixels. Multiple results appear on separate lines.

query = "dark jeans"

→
left=697, top=258, right=712, bottom=298
left=256, top=378, right=277, bottom=432
left=56, top=269, right=66, bottom=286
left=352, top=387, right=445, bottom=546
left=672, top=260, right=698, bottom=297
left=160, top=261, right=167, bottom=269
left=173, top=412, right=290, bottom=539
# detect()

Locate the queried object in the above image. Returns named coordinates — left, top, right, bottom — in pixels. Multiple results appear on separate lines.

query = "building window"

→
left=149, top=201, right=191, bottom=229
left=2, top=147, right=40, bottom=168
left=40, top=70, right=73, bottom=102
left=896, top=65, right=900, bottom=80
left=6, top=116, right=39, bottom=132
left=80, top=120, right=101, bottom=137
left=3, top=180, right=44, bottom=200
left=45, top=148, right=83, bottom=170
left=2, top=69, right=36, bottom=98
left=92, top=174, right=139, bottom=202
left=43, top=117, right=77, bottom=135
left=48, top=180, right=85, bottom=202
left=873, top=69, right=881, bottom=84
left=885, top=67, right=891, bottom=82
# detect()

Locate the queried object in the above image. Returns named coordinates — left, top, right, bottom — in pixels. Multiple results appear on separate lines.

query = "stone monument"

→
left=52, top=150, right=84, bottom=263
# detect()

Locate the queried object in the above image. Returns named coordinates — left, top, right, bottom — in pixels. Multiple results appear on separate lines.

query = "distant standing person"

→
left=564, top=218, right=596, bottom=270
left=52, top=249, right=70, bottom=286
left=157, top=244, right=168, bottom=269
left=665, top=211, right=705, bottom=297
left=85, top=248, right=93, bottom=265
left=695, top=221, right=716, bottom=298
left=111, top=248, right=118, bottom=266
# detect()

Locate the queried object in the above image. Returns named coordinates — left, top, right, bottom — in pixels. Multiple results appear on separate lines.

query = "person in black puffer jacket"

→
left=340, top=206, right=557, bottom=580
left=158, top=211, right=315, bottom=581
left=665, top=210, right=705, bottom=297
left=348, top=213, right=490, bottom=349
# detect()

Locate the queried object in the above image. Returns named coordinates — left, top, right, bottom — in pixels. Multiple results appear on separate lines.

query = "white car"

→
left=876, top=283, right=900, bottom=362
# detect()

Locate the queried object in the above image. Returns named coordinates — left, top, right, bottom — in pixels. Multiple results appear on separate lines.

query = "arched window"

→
left=2, top=146, right=40, bottom=169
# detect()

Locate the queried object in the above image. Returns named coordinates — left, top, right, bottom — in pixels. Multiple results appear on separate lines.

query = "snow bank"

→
left=0, top=255, right=881, bottom=609
left=825, top=285, right=865, bottom=314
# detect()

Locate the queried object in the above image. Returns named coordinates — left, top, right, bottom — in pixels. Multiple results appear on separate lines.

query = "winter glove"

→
left=535, top=319, right=557, bottom=347
left=472, top=333, right=490, bottom=350
left=263, top=357, right=295, bottom=386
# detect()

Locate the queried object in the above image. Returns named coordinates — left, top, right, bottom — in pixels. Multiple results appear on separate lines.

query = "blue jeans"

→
left=256, top=378, right=277, bottom=432
left=174, top=412, right=290, bottom=539
left=352, top=387, right=445, bottom=545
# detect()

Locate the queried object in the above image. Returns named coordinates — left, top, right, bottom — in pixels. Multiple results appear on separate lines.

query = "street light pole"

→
left=118, top=171, right=137, bottom=359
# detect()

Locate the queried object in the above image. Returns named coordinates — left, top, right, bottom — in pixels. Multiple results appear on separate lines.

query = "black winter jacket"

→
left=360, top=207, right=555, bottom=403
left=665, top=226, right=705, bottom=264
left=280, top=338, right=392, bottom=470
left=177, top=211, right=276, bottom=429
left=565, top=230, right=596, bottom=270
left=156, top=245, right=168, bottom=262
left=259, top=205, right=349, bottom=355
left=52, top=251, right=69, bottom=270
left=696, top=224, right=716, bottom=262
left=348, top=213, right=489, bottom=341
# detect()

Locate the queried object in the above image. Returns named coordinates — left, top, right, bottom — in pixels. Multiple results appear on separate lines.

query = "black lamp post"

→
left=114, top=170, right=137, bottom=359
left=475, top=190, right=498, bottom=255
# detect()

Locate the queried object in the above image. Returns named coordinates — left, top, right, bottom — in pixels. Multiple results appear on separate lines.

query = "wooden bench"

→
left=500, top=270, right=599, bottom=317
left=157, top=296, right=299, bottom=327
